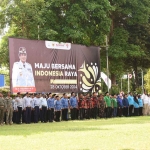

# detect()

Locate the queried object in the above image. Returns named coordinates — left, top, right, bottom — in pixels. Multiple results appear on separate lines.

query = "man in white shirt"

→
left=12, top=47, right=35, bottom=87
left=33, top=93, right=41, bottom=123
left=40, top=94, right=48, bottom=123
left=23, top=93, right=33, bottom=124
left=31, top=94, right=35, bottom=123
left=15, top=92, right=23, bottom=124
left=141, top=92, right=149, bottom=116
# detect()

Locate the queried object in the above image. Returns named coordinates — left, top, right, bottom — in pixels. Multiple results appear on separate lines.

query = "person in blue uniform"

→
left=117, top=95, right=123, bottom=117
left=69, top=92, right=78, bottom=120
left=54, top=96, right=62, bottom=122
left=127, top=92, right=134, bottom=116
left=47, top=93, right=55, bottom=122
left=122, top=94, right=129, bottom=117
left=61, top=93, right=69, bottom=121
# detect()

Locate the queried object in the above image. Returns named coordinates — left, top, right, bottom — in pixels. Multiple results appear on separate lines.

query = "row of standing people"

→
left=0, top=91, right=147, bottom=125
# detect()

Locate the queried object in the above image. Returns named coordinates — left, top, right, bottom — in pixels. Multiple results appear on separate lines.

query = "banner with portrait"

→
left=9, top=38, right=101, bottom=94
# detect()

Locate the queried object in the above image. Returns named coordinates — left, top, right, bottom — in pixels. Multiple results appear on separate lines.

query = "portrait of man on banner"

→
left=12, top=47, right=35, bottom=88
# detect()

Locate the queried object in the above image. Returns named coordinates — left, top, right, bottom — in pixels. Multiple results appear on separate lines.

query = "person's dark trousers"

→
left=85, top=108, right=91, bottom=119
left=40, top=109, right=42, bottom=121
left=4, top=112, right=6, bottom=123
left=129, top=105, right=134, bottom=116
left=62, top=109, right=65, bottom=120
left=31, top=109, right=34, bottom=123
left=71, top=108, right=77, bottom=120
left=76, top=109, right=79, bottom=119
left=62, top=108, right=68, bottom=121
left=93, top=107, right=98, bottom=119
left=12, top=110, right=17, bottom=123
left=91, top=108, right=94, bottom=118
left=109, top=107, right=112, bottom=118
left=46, top=109, right=50, bottom=122
left=123, top=107, right=128, bottom=117
left=25, top=107, right=31, bottom=124
left=16, top=107, right=22, bottom=124
left=139, top=107, right=143, bottom=116
left=113, top=107, right=117, bottom=117
left=34, top=106, right=40, bottom=123
left=41, top=106, right=47, bottom=122
left=117, top=107, right=123, bottom=117
left=79, top=108, right=85, bottom=120
left=105, top=107, right=111, bottom=118
left=97, top=108, right=100, bottom=117
left=22, top=110, right=26, bottom=123
left=111, top=108, right=114, bottom=117
left=134, top=108, right=139, bottom=116
left=55, top=111, right=61, bottom=122
left=46, top=109, right=49, bottom=122
left=49, top=108, right=54, bottom=122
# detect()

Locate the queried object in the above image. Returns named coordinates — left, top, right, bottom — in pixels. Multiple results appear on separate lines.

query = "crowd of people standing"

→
left=0, top=91, right=149, bottom=126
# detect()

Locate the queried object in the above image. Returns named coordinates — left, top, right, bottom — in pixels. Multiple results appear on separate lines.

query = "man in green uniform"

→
left=0, top=93, right=6, bottom=125
left=5, top=92, right=13, bottom=125
left=104, top=92, right=111, bottom=118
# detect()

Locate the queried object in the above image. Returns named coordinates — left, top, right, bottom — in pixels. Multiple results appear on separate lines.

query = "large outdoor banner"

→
left=9, top=38, right=101, bottom=94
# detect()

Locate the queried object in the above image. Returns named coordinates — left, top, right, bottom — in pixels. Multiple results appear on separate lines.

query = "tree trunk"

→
left=111, top=73, right=116, bottom=85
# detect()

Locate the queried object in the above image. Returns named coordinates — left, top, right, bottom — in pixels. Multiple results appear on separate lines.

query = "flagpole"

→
left=121, top=77, right=122, bottom=91
left=128, top=73, right=130, bottom=93
left=141, top=68, right=144, bottom=93
left=106, top=36, right=109, bottom=92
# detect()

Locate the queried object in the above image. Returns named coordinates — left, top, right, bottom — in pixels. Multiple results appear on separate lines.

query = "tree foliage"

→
left=1, top=0, right=150, bottom=90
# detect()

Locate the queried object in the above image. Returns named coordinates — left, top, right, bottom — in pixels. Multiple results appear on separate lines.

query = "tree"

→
left=144, top=69, right=150, bottom=93
left=107, top=0, right=150, bottom=90
left=1, top=0, right=150, bottom=92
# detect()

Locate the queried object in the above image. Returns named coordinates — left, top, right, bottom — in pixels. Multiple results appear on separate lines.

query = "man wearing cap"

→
left=0, top=93, right=6, bottom=125
left=12, top=47, right=35, bottom=87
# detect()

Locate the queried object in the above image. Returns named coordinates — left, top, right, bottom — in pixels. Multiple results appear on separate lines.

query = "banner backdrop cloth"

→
left=9, top=38, right=101, bottom=93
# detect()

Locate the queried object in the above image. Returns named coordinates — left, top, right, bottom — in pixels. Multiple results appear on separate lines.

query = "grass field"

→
left=0, top=117, right=150, bottom=150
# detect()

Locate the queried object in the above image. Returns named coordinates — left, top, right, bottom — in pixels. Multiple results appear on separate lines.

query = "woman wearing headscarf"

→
left=133, top=94, right=139, bottom=116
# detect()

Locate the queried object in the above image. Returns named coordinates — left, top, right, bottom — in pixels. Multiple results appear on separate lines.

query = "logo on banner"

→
left=78, top=61, right=101, bottom=92
left=45, top=41, right=71, bottom=50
